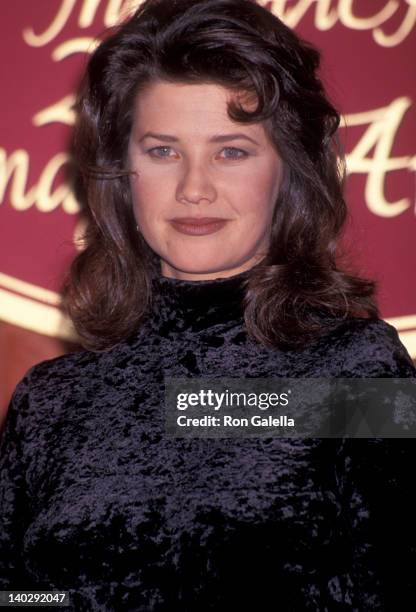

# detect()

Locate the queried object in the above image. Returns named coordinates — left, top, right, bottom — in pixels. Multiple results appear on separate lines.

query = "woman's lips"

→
left=170, top=218, right=228, bottom=236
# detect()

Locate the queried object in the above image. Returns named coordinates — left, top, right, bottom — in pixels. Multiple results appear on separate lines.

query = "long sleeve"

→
left=0, top=310, right=414, bottom=610
left=333, top=436, right=416, bottom=610
left=332, top=320, right=416, bottom=610
left=336, top=318, right=415, bottom=378
left=0, top=376, right=32, bottom=590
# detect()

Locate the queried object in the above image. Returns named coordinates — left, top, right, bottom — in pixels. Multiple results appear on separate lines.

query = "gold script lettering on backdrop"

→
left=265, top=0, right=416, bottom=46
left=1, top=0, right=414, bottom=352
left=0, top=0, right=412, bottom=220
left=1, top=97, right=414, bottom=220
left=22, top=0, right=416, bottom=50
left=0, top=149, right=79, bottom=214
left=343, top=97, right=416, bottom=217
left=22, top=0, right=141, bottom=48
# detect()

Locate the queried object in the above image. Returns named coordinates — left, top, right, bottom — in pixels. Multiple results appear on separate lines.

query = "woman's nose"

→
left=176, top=162, right=217, bottom=205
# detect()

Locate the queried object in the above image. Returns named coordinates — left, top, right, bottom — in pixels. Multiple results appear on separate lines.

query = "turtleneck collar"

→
left=149, top=268, right=250, bottom=332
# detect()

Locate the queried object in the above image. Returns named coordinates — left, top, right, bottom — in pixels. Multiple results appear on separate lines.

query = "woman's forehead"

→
left=130, top=80, right=264, bottom=136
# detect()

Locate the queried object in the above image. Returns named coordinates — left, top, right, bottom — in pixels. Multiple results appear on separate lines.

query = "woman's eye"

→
left=146, top=146, right=248, bottom=160
left=147, top=146, right=175, bottom=158
left=220, top=147, right=248, bottom=160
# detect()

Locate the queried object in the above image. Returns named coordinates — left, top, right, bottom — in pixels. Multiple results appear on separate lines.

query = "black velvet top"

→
left=1, top=269, right=415, bottom=611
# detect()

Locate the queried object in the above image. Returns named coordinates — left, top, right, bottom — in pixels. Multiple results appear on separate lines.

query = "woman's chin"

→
left=160, top=257, right=239, bottom=279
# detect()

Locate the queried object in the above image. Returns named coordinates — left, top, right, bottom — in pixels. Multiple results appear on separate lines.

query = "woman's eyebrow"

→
left=138, top=131, right=260, bottom=145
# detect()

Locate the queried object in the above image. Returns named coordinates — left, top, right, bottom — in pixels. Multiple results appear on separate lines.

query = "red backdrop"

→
left=1, top=0, right=415, bottom=420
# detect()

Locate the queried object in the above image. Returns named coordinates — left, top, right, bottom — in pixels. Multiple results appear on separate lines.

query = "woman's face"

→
left=127, top=80, right=283, bottom=280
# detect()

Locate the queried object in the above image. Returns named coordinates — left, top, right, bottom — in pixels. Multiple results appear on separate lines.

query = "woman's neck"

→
left=149, top=268, right=250, bottom=332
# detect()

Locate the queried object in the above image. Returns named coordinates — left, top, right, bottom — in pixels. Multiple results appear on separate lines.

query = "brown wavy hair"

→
left=62, top=0, right=378, bottom=352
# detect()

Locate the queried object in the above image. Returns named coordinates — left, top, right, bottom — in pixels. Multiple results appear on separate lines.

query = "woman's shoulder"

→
left=326, top=316, right=405, bottom=345
left=19, top=347, right=98, bottom=390
left=313, top=316, right=415, bottom=377
left=4, top=348, right=100, bottom=425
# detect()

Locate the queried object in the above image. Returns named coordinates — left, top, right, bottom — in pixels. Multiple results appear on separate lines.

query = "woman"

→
left=1, top=0, right=415, bottom=610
